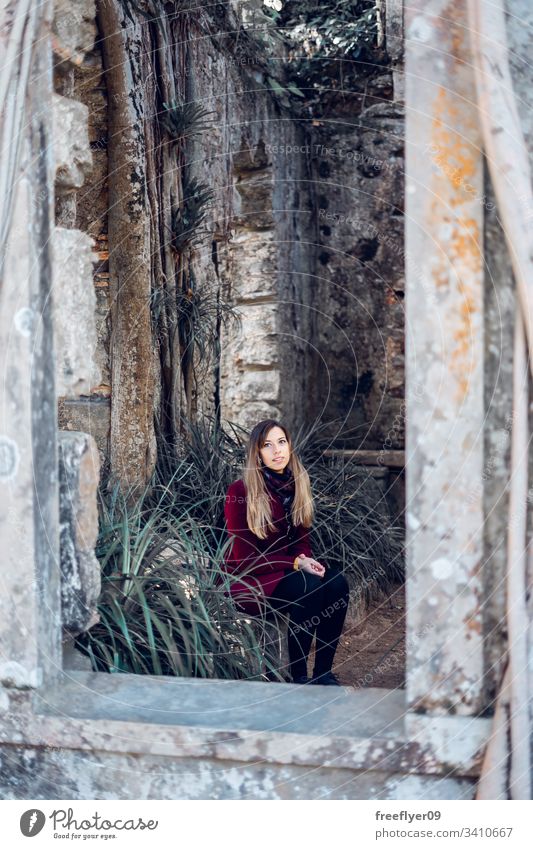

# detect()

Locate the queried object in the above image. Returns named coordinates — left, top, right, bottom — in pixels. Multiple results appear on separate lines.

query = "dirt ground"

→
left=310, top=582, right=406, bottom=689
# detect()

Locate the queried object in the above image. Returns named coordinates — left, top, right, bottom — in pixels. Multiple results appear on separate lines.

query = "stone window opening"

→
left=2, top=0, right=531, bottom=801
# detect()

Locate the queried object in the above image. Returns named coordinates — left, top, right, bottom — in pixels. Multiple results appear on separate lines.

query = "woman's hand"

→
left=298, top=556, right=325, bottom=578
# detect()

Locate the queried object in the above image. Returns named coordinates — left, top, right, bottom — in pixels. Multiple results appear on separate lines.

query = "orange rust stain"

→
left=451, top=217, right=482, bottom=275
left=448, top=13, right=467, bottom=63
left=431, top=89, right=478, bottom=196
left=427, top=82, right=483, bottom=402
left=449, top=225, right=480, bottom=397
left=453, top=292, right=477, bottom=358
left=450, top=285, right=479, bottom=402
left=463, top=615, right=482, bottom=635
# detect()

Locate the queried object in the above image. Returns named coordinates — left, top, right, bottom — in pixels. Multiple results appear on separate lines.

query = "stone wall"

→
left=217, top=85, right=316, bottom=432
left=52, top=0, right=102, bottom=643
left=55, top=2, right=406, bottom=483
left=55, top=6, right=111, bottom=464
left=187, top=12, right=406, bottom=448
left=307, top=80, right=405, bottom=449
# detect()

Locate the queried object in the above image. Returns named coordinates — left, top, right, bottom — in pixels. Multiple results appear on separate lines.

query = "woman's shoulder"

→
left=225, top=479, right=247, bottom=514
left=226, top=478, right=246, bottom=496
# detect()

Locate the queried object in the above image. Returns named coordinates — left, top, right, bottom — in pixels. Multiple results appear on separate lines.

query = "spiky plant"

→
left=161, top=100, right=215, bottom=143
left=155, top=415, right=247, bottom=531
left=170, top=176, right=214, bottom=254
left=176, top=279, right=240, bottom=373
left=308, top=456, right=403, bottom=603
left=76, top=481, right=285, bottom=680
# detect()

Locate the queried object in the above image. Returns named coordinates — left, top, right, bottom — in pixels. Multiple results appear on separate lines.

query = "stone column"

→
left=220, top=139, right=282, bottom=429
left=50, top=1, right=103, bottom=658
left=405, top=0, right=485, bottom=714
left=0, top=3, right=61, bottom=690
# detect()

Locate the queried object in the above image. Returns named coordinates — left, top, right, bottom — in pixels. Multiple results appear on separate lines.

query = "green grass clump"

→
left=76, top=478, right=284, bottom=680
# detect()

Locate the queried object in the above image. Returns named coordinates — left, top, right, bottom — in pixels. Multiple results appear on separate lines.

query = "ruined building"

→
left=0, top=0, right=531, bottom=799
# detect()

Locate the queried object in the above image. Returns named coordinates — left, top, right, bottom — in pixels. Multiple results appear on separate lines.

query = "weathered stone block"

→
left=52, top=94, right=92, bottom=190
left=58, top=398, right=111, bottom=461
left=234, top=170, right=274, bottom=229
left=53, top=0, right=97, bottom=67
left=58, top=431, right=101, bottom=635
left=230, top=230, right=277, bottom=302
left=231, top=303, right=278, bottom=368
left=53, top=227, right=100, bottom=396
left=223, top=369, right=280, bottom=410
left=62, top=638, right=94, bottom=671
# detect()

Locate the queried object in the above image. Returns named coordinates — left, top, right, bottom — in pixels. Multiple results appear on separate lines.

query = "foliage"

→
left=161, top=100, right=215, bottom=144
left=176, top=277, right=241, bottom=369
left=275, top=0, right=380, bottom=61
left=76, top=479, right=284, bottom=680
left=170, top=176, right=214, bottom=254
left=155, top=415, right=248, bottom=530
left=261, top=0, right=382, bottom=103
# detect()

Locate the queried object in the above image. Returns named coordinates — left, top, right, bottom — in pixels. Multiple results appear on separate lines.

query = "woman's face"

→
left=259, top=426, right=290, bottom=473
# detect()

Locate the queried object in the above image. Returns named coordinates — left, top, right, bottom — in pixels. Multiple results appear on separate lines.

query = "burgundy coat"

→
left=223, top=478, right=313, bottom=609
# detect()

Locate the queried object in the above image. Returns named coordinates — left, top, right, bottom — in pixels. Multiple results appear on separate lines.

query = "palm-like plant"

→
left=275, top=0, right=379, bottom=60
left=155, top=415, right=247, bottom=530
left=170, top=176, right=214, bottom=254
left=76, top=481, right=285, bottom=680
left=176, top=278, right=241, bottom=369
left=161, top=100, right=215, bottom=144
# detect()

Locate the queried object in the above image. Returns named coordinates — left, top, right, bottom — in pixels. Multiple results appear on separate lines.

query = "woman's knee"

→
left=272, top=569, right=328, bottom=610
left=322, top=566, right=350, bottom=603
left=290, top=571, right=324, bottom=617
left=298, top=571, right=325, bottom=605
left=271, top=569, right=311, bottom=605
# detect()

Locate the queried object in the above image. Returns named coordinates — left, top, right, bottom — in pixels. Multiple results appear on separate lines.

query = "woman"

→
left=224, top=419, right=350, bottom=686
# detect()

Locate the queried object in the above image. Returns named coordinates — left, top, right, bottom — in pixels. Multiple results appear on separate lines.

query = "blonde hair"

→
left=243, top=419, right=314, bottom=539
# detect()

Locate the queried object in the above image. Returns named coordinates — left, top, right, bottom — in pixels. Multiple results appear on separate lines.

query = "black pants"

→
left=269, top=563, right=350, bottom=680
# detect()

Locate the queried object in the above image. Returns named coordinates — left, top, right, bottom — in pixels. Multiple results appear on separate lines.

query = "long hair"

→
left=243, top=419, right=314, bottom=539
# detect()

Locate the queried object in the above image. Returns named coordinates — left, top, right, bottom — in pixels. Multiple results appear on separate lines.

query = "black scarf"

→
left=261, top=465, right=296, bottom=536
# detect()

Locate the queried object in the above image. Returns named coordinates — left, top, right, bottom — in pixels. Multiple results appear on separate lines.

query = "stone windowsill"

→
left=4, top=672, right=492, bottom=778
